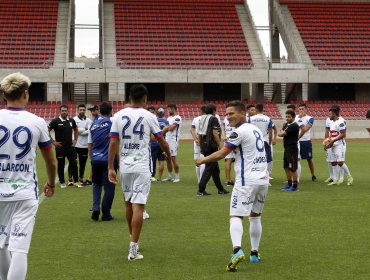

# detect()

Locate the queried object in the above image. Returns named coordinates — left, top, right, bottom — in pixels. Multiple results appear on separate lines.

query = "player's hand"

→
left=43, top=183, right=55, bottom=197
left=72, top=140, right=77, bottom=146
left=195, top=157, right=204, bottom=167
left=52, top=140, right=62, bottom=147
left=272, top=139, right=277, bottom=145
left=108, top=169, right=118, bottom=184
left=194, top=139, right=199, bottom=145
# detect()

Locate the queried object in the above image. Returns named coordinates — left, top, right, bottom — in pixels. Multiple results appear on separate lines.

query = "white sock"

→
left=249, top=216, right=262, bottom=252
left=230, top=217, right=243, bottom=248
left=168, top=172, right=174, bottom=179
left=267, top=162, right=273, bottom=175
left=341, top=164, right=351, bottom=177
left=200, top=164, right=205, bottom=180
left=328, top=162, right=333, bottom=178
left=7, top=252, right=27, bottom=280
left=195, top=166, right=200, bottom=182
left=175, top=173, right=180, bottom=180
left=332, top=165, right=339, bottom=181
left=297, top=161, right=301, bottom=182
left=0, top=247, right=11, bottom=280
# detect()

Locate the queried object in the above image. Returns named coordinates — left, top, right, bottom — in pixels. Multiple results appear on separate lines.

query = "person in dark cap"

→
left=88, top=104, right=100, bottom=121
left=366, top=109, right=370, bottom=134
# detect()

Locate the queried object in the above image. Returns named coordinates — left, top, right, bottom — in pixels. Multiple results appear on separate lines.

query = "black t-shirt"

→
left=283, top=122, right=299, bottom=149
left=210, top=116, right=221, bottom=138
left=48, top=117, right=77, bottom=146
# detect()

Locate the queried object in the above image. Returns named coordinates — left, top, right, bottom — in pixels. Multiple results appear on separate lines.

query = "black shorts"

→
left=284, top=148, right=298, bottom=172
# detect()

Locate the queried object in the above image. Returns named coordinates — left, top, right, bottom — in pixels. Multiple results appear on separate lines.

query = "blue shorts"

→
left=264, top=142, right=272, bottom=163
left=299, top=140, right=313, bottom=160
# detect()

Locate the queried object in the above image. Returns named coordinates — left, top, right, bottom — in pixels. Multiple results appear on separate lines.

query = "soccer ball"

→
left=323, top=138, right=331, bottom=146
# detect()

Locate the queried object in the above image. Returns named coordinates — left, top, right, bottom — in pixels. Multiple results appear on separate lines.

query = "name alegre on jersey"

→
left=109, top=107, right=163, bottom=174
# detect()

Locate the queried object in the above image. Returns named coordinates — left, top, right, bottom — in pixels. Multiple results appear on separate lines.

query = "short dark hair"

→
left=298, top=103, right=307, bottom=108
left=226, top=100, right=246, bottom=113
left=147, top=105, right=155, bottom=111
left=256, top=103, right=264, bottom=112
left=100, top=102, right=112, bottom=115
left=246, top=104, right=255, bottom=110
left=207, top=103, right=216, bottom=113
left=60, top=104, right=68, bottom=110
left=287, top=104, right=296, bottom=111
left=205, top=105, right=213, bottom=115
left=200, top=105, right=207, bottom=114
left=130, top=84, right=148, bottom=103
left=329, top=105, right=340, bottom=115
left=366, top=109, right=370, bottom=119
left=77, top=104, right=86, bottom=109
left=167, top=104, right=177, bottom=111
left=286, top=109, right=296, bottom=118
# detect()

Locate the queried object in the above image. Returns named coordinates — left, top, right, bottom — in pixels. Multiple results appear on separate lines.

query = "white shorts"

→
left=225, top=150, right=235, bottom=160
left=331, top=144, right=346, bottom=162
left=168, top=141, right=178, bottom=157
left=230, top=185, right=268, bottom=217
left=193, top=142, right=201, bottom=160
left=326, top=148, right=333, bottom=162
left=121, top=173, right=151, bottom=204
left=0, top=199, right=39, bottom=253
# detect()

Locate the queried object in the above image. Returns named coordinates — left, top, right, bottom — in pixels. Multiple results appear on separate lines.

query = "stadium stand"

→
left=0, top=0, right=58, bottom=68
left=289, top=100, right=370, bottom=120
left=280, top=1, right=370, bottom=69
left=113, top=0, right=253, bottom=69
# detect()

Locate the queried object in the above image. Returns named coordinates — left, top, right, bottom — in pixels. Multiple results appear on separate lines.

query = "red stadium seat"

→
left=0, top=0, right=58, bottom=68
left=280, top=1, right=370, bottom=70
left=113, top=0, right=252, bottom=69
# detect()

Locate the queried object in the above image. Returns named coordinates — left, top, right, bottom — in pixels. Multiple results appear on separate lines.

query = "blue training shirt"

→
left=88, top=116, right=112, bottom=162
left=151, top=117, right=169, bottom=148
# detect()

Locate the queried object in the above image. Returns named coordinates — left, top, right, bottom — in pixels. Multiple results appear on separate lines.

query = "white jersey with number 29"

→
left=0, top=108, right=52, bottom=201
left=225, top=123, right=269, bottom=188
left=110, top=107, right=163, bottom=174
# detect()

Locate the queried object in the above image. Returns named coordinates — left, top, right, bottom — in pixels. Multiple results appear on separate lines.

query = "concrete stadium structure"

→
left=0, top=0, right=369, bottom=138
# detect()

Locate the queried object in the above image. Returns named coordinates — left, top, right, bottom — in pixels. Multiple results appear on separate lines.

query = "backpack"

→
left=200, top=116, right=219, bottom=155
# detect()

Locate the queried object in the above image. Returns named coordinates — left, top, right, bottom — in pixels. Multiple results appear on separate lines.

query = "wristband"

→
left=47, top=182, right=55, bottom=188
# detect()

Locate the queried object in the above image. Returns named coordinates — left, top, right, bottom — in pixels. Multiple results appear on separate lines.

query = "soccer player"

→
left=151, top=107, right=169, bottom=182
left=246, top=104, right=256, bottom=120
left=163, top=104, right=182, bottom=182
left=107, top=84, right=171, bottom=261
left=297, top=104, right=316, bottom=181
left=0, top=72, right=56, bottom=280
left=73, top=104, right=92, bottom=186
left=279, top=110, right=300, bottom=191
left=366, top=109, right=370, bottom=133
left=325, top=105, right=353, bottom=186
left=48, top=105, right=79, bottom=188
left=196, top=101, right=269, bottom=271
left=222, top=115, right=235, bottom=186
left=248, top=104, right=273, bottom=178
left=88, top=102, right=116, bottom=221
left=190, top=106, right=206, bottom=183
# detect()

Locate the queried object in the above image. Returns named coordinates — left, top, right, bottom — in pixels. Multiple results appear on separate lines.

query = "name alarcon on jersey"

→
left=0, top=162, right=30, bottom=173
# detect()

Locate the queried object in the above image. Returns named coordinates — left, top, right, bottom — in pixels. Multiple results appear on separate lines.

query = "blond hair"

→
left=0, top=72, right=31, bottom=101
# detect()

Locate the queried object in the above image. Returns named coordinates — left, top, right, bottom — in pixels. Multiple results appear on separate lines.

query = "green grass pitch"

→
left=27, top=141, right=370, bottom=280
